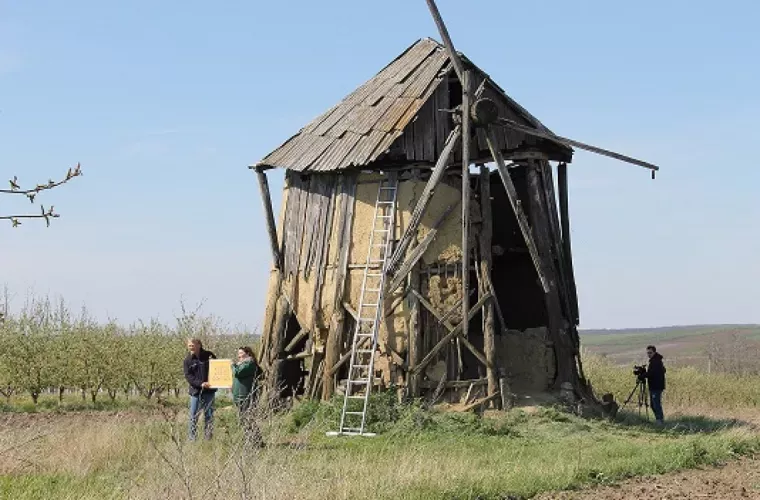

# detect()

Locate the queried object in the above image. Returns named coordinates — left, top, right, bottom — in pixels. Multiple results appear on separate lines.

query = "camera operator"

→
left=644, top=345, right=666, bottom=424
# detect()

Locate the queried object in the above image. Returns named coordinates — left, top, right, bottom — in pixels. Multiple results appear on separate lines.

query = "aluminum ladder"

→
left=327, top=174, right=398, bottom=437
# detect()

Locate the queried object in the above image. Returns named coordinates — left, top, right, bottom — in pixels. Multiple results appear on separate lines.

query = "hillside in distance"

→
left=579, top=324, right=760, bottom=369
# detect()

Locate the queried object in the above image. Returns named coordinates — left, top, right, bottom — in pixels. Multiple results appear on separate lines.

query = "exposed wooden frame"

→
left=283, top=327, right=309, bottom=354
left=410, top=292, right=491, bottom=376
left=484, top=126, right=550, bottom=293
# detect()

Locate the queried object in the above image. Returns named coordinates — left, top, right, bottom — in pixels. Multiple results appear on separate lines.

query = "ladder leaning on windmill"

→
left=327, top=174, right=398, bottom=437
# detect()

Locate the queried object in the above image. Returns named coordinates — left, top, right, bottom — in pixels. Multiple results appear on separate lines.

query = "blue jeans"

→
left=650, top=390, right=664, bottom=422
left=189, top=391, right=215, bottom=440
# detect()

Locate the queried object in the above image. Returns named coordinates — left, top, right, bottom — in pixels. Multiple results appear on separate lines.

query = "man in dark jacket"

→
left=645, top=345, right=666, bottom=424
left=183, top=338, right=217, bottom=441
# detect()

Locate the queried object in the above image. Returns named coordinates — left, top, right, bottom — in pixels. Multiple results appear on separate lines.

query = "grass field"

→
left=1, top=356, right=760, bottom=500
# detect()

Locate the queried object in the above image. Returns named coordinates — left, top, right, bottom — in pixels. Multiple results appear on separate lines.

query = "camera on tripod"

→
left=632, top=364, right=647, bottom=380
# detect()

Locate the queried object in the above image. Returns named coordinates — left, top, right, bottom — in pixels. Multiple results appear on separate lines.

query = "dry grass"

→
left=2, top=358, right=760, bottom=499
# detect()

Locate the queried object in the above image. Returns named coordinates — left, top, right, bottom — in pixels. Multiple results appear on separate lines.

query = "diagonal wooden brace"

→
left=410, top=292, right=492, bottom=376
left=484, top=126, right=550, bottom=293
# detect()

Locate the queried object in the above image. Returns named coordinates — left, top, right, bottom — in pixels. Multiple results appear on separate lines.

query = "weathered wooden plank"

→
left=484, top=126, right=550, bottom=293
left=322, top=173, right=357, bottom=399
left=461, top=391, right=500, bottom=413
left=424, top=0, right=465, bottom=80
left=255, top=168, right=282, bottom=270
left=387, top=124, right=462, bottom=274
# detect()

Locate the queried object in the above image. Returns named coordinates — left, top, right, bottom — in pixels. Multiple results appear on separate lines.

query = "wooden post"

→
left=483, top=126, right=550, bottom=293
left=461, top=70, right=472, bottom=355
left=558, top=162, right=579, bottom=325
left=478, top=165, right=498, bottom=406
left=254, top=167, right=282, bottom=270
left=525, top=162, right=575, bottom=389
left=407, top=172, right=422, bottom=398
left=267, top=295, right=290, bottom=404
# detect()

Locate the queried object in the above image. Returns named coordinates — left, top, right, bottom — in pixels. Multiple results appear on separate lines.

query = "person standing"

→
left=645, top=344, right=666, bottom=425
left=183, top=338, right=217, bottom=441
left=232, top=346, right=264, bottom=447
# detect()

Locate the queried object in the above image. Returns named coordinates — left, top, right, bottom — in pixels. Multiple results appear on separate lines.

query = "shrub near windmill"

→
left=250, top=1, right=661, bottom=435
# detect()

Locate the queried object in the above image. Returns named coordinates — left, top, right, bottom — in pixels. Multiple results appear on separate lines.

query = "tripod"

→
left=622, top=376, right=650, bottom=419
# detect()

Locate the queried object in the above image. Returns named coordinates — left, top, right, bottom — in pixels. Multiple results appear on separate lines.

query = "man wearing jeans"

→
left=183, top=338, right=217, bottom=440
left=645, top=345, right=666, bottom=425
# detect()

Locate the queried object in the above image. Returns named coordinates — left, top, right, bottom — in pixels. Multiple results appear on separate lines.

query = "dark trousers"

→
left=650, top=390, right=664, bottom=421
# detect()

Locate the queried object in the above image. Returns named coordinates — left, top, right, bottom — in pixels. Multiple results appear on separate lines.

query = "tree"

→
left=1, top=163, right=82, bottom=229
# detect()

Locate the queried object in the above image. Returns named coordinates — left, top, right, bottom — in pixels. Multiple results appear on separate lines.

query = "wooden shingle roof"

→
left=254, top=38, right=569, bottom=172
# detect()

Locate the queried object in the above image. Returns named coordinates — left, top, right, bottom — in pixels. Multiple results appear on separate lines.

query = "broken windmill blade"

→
left=424, top=0, right=474, bottom=345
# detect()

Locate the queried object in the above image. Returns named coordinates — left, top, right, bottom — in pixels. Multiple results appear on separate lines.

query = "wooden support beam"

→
left=410, top=292, right=491, bottom=376
left=558, top=162, right=579, bottom=325
left=254, top=167, right=282, bottom=270
left=386, top=203, right=456, bottom=293
left=478, top=164, right=498, bottom=404
left=461, top=70, right=472, bottom=356
left=283, top=327, right=309, bottom=354
left=387, top=125, right=462, bottom=274
left=484, top=126, right=550, bottom=293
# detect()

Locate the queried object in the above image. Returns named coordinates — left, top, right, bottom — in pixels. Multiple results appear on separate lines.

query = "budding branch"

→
left=2, top=163, right=82, bottom=227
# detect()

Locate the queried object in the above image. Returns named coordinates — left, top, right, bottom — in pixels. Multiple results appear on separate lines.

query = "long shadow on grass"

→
left=614, top=410, right=755, bottom=435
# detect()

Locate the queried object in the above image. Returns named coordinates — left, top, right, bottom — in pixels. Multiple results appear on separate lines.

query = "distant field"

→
left=580, top=324, right=760, bottom=369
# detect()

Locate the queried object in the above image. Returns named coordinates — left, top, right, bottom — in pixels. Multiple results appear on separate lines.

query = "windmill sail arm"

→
left=495, top=117, right=660, bottom=171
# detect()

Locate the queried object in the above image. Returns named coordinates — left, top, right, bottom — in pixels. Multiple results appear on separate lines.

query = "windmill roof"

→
left=254, top=38, right=569, bottom=172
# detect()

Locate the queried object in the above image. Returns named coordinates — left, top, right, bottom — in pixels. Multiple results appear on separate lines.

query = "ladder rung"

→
left=352, top=364, right=369, bottom=368
left=377, top=201, right=394, bottom=204
left=345, top=411, right=365, bottom=416
left=356, top=349, right=373, bottom=353
left=379, top=187, right=396, bottom=190
left=365, top=288, right=381, bottom=292
left=355, top=333, right=373, bottom=338
left=374, top=228, right=390, bottom=232
left=350, top=380, right=369, bottom=385
left=361, top=302, right=379, bottom=307
left=347, top=395, right=366, bottom=399
left=358, top=317, right=375, bottom=322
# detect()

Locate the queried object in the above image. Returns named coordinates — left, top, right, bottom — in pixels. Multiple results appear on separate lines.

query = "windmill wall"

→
left=259, top=165, right=561, bottom=401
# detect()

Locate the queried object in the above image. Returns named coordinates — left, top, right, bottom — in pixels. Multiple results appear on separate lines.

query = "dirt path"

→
left=538, top=457, right=760, bottom=499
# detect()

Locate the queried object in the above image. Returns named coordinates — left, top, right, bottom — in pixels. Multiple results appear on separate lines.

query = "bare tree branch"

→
left=2, top=163, right=82, bottom=227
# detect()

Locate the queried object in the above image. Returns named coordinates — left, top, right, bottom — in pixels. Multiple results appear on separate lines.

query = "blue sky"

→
left=2, top=0, right=758, bottom=330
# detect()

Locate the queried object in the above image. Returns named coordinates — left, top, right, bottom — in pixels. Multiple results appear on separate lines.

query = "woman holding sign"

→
left=233, top=346, right=264, bottom=447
